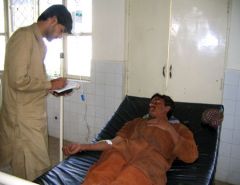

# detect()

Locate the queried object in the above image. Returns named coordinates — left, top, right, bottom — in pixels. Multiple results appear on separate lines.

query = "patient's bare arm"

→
left=63, top=136, right=123, bottom=156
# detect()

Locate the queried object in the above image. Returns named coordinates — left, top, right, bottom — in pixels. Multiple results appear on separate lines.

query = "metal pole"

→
left=59, top=52, right=64, bottom=161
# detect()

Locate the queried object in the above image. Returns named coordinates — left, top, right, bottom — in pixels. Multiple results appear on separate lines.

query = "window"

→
left=9, top=0, right=37, bottom=34
left=0, top=0, right=6, bottom=70
left=0, top=0, right=92, bottom=80
left=66, top=0, right=92, bottom=78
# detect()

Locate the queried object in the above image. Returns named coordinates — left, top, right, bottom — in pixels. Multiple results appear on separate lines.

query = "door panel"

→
left=167, top=0, right=229, bottom=103
left=127, top=0, right=170, bottom=97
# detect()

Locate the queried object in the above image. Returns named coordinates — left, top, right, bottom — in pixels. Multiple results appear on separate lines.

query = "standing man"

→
left=0, top=5, right=72, bottom=180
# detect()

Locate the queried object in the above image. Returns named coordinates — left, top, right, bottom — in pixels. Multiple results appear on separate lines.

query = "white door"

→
left=126, top=0, right=171, bottom=97
left=166, top=0, right=229, bottom=104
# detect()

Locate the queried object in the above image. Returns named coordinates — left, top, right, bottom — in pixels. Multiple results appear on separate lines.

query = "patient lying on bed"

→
left=63, top=93, right=198, bottom=185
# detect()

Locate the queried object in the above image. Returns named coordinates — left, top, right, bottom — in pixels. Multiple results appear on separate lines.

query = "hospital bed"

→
left=0, top=172, right=38, bottom=185
left=33, top=95, right=223, bottom=185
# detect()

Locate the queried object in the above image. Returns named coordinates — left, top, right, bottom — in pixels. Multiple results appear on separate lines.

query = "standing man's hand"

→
left=49, top=77, right=67, bottom=90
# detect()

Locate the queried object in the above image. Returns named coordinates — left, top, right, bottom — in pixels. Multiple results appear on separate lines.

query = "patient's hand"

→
left=63, top=144, right=84, bottom=155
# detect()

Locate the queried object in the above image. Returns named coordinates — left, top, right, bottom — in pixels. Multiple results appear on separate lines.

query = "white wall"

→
left=215, top=1, right=240, bottom=184
left=217, top=69, right=240, bottom=184
left=126, top=0, right=170, bottom=97
left=47, top=60, right=124, bottom=142
left=226, top=0, right=240, bottom=70
left=92, top=0, right=125, bottom=61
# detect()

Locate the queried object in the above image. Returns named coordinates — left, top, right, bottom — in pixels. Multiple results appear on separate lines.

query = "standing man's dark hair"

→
left=38, top=4, right=72, bottom=34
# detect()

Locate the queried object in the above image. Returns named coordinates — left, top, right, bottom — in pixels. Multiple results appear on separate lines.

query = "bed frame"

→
left=34, top=95, right=223, bottom=185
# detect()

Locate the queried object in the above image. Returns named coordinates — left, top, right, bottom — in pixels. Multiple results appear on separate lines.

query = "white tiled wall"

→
left=215, top=69, right=240, bottom=185
left=47, top=60, right=125, bottom=143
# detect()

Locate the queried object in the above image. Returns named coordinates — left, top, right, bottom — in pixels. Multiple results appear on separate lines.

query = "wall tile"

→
left=86, top=105, right=96, bottom=117
left=224, top=69, right=240, bottom=85
left=231, top=144, right=240, bottom=160
left=234, top=117, right=240, bottom=130
left=105, top=97, right=116, bottom=109
left=216, top=69, right=240, bottom=184
left=228, top=171, right=240, bottom=185
left=215, top=169, right=228, bottom=182
left=222, top=114, right=235, bottom=129
left=105, top=62, right=117, bottom=74
left=223, top=84, right=238, bottom=100
left=232, top=129, right=240, bottom=145
left=96, top=95, right=105, bottom=107
left=95, top=117, right=106, bottom=130
left=105, top=73, right=115, bottom=86
left=115, top=74, right=123, bottom=86
left=218, top=141, right=232, bottom=157
left=96, top=72, right=105, bottom=85
left=229, top=158, right=240, bottom=173
left=85, top=94, right=95, bottom=106
left=47, top=60, right=124, bottom=144
left=95, top=62, right=106, bottom=73
left=228, top=158, right=240, bottom=185
left=223, top=99, right=236, bottom=115
left=85, top=83, right=95, bottom=94
left=96, top=84, right=105, bottom=96
left=95, top=106, right=105, bottom=118
left=220, top=128, right=233, bottom=143
left=237, top=85, right=240, bottom=101
left=105, top=85, right=116, bottom=98
left=234, top=101, right=240, bottom=116
left=216, top=155, right=230, bottom=182
left=115, top=86, right=123, bottom=98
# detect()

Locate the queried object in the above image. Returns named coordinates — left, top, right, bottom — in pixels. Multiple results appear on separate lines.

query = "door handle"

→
left=169, top=65, right=172, bottom=78
left=163, top=66, right=166, bottom=78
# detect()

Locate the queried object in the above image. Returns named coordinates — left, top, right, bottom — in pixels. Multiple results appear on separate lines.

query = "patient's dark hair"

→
left=150, top=93, right=175, bottom=118
left=37, top=4, right=72, bottom=34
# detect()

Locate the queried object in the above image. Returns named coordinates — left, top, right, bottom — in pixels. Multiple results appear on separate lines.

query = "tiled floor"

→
left=215, top=181, right=233, bottom=185
left=49, top=136, right=233, bottom=185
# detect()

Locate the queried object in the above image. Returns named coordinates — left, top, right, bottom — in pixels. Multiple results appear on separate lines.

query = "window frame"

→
left=63, top=0, right=92, bottom=81
left=0, top=0, right=9, bottom=75
left=0, top=0, right=92, bottom=81
left=64, top=32, right=92, bottom=81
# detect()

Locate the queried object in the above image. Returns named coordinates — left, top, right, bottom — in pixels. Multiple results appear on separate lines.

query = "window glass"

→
left=66, top=0, right=92, bottom=79
left=67, top=0, right=92, bottom=33
left=66, top=35, right=92, bottom=77
left=39, top=0, right=62, bottom=14
left=10, top=0, right=35, bottom=33
left=0, top=0, right=5, bottom=70
left=5, top=0, right=92, bottom=79
left=44, top=38, right=63, bottom=78
left=0, top=0, right=4, bottom=32
left=0, top=36, right=5, bottom=70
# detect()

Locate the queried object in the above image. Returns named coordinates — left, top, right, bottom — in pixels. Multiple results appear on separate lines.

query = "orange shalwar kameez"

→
left=82, top=118, right=198, bottom=185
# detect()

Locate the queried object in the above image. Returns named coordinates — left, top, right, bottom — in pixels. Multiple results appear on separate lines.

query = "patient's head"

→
left=149, top=93, right=175, bottom=119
